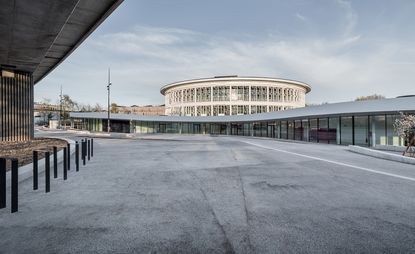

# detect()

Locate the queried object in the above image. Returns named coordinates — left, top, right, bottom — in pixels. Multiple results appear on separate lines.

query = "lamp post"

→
left=59, top=86, right=63, bottom=129
left=107, top=68, right=112, bottom=133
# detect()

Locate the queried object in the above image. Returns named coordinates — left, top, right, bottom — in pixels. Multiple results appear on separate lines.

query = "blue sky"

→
left=35, top=0, right=415, bottom=106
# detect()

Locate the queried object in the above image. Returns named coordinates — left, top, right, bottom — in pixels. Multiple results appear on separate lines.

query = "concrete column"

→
left=282, top=88, right=285, bottom=103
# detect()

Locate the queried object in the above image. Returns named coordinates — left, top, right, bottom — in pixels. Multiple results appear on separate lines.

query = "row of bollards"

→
left=0, top=138, right=94, bottom=213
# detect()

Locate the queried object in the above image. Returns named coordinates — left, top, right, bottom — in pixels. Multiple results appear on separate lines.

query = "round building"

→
left=160, top=76, right=311, bottom=116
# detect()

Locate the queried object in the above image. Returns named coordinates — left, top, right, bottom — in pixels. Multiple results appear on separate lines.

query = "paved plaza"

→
left=1, top=134, right=415, bottom=253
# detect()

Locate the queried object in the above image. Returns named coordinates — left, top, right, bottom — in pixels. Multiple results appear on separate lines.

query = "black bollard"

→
left=87, top=139, right=91, bottom=161
left=0, top=158, right=6, bottom=209
left=75, top=141, right=79, bottom=171
left=53, top=146, right=58, bottom=178
left=80, top=140, right=84, bottom=162
left=11, top=158, right=18, bottom=213
left=67, top=143, right=71, bottom=171
left=45, top=151, right=50, bottom=193
left=33, top=150, right=38, bottom=190
left=82, top=140, right=86, bottom=166
left=63, top=147, right=67, bottom=180
left=91, top=139, right=94, bottom=157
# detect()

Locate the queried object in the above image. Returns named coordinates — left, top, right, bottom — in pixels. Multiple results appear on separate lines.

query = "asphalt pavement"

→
left=1, top=133, right=414, bottom=253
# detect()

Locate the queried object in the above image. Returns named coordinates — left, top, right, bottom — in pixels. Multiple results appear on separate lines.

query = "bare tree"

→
left=62, top=94, right=79, bottom=111
left=111, top=102, right=119, bottom=113
left=355, top=94, right=385, bottom=101
left=92, top=103, right=103, bottom=112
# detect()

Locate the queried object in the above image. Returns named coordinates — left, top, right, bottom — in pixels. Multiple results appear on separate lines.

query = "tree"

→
left=111, top=103, right=119, bottom=113
left=355, top=94, right=385, bottom=101
left=394, top=112, right=415, bottom=140
left=38, top=98, right=53, bottom=125
left=92, top=103, right=103, bottom=112
left=62, top=94, right=79, bottom=111
left=58, top=94, right=79, bottom=127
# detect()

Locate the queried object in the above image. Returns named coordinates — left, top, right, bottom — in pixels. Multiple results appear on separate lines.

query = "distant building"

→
left=33, top=102, right=60, bottom=126
left=161, top=76, right=311, bottom=116
left=117, top=105, right=165, bottom=116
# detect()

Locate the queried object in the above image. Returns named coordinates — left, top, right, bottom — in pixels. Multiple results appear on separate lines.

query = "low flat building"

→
left=70, top=96, right=415, bottom=147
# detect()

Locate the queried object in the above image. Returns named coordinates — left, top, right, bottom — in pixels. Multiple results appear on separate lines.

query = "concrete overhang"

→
left=0, top=0, right=123, bottom=84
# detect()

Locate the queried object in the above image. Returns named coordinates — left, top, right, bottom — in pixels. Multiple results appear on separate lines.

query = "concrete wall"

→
left=0, top=70, right=34, bottom=141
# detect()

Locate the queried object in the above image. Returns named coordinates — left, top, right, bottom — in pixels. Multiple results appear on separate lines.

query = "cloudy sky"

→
left=35, top=0, right=415, bottom=106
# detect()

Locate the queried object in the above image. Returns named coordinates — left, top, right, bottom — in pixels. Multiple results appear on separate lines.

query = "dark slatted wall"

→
left=0, top=72, right=34, bottom=141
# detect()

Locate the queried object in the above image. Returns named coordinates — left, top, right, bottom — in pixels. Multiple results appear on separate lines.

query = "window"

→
left=231, top=105, right=249, bottom=115
left=371, top=115, right=386, bottom=145
left=251, top=86, right=267, bottom=101
left=213, top=105, right=230, bottom=116
left=251, top=105, right=267, bottom=114
left=196, top=87, right=211, bottom=102
left=196, top=106, right=211, bottom=116
left=340, top=116, right=353, bottom=145
left=213, top=86, right=230, bottom=101
left=354, top=116, right=369, bottom=146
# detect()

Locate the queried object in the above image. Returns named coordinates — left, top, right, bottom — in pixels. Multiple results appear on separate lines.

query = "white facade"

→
left=161, top=76, right=311, bottom=116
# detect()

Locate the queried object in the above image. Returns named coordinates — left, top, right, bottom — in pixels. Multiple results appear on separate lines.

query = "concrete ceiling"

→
left=0, top=0, right=123, bottom=84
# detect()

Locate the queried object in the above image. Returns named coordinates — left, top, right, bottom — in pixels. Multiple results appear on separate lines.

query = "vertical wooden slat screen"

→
left=0, top=72, right=34, bottom=141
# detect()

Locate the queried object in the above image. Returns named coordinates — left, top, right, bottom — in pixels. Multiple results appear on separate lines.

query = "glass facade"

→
left=73, top=112, right=414, bottom=147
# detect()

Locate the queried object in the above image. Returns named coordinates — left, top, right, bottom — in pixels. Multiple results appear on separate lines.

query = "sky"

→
left=35, top=0, right=415, bottom=107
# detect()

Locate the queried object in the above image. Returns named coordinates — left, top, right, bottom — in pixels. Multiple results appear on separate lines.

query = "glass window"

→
left=318, top=118, right=329, bottom=144
left=261, top=122, right=267, bottom=137
left=371, top=115, right=386, bottom=145
left=294, top=120, right=302, bottom=140
left=280, top=121, right=287, bottom=139
left=340, top=117, right=353, bottom=145
left=275, top=121, right=281, bottom=139
left=309, top=119, right=318, bottom=142
left=288, top=121, right=294, bottom=140
left=302, top=119, right=309, bottom=141
left=354, top=116, right=369, bottom=146
left=328, top=117, right=340, bottom=144
left=243, top=123, right=251, bottom=136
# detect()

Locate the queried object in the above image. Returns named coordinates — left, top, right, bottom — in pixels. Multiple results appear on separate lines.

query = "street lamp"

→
left=107, top=68, right=112, bottom=133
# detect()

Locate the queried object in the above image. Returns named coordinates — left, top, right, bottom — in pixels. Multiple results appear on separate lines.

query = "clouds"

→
left=295, top=13, right=307, bottom=21
left=336, top=0, right=359, bottom=37
left=35, top=1, right=415, bottom=106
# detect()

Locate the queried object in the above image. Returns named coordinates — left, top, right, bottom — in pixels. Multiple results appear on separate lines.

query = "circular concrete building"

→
left=160, top=76, right=311, bottom=116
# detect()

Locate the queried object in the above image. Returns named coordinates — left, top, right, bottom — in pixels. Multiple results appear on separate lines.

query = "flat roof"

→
left=70, top=96, right=415, bottom=123
left=0, top=0, right=123, bottom=84
left=160, top=76, right=312, bottom=95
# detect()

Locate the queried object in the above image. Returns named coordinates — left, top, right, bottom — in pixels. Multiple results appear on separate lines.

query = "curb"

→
left=6, top=137, right=76, bottom=183
left=348, top=145, right=415, bottom=165
left=374, top=145, right=406, bottom=152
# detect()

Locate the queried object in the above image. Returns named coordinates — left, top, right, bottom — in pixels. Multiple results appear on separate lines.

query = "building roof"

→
left=70, top=96, right=415, bottom=123
left=0, top=0, right=123, bottom=83
left=160, top=76, right=312, bottom=95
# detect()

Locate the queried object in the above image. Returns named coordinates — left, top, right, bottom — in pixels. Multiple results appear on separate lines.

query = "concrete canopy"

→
left=0, top=0, right=123, bottom=84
